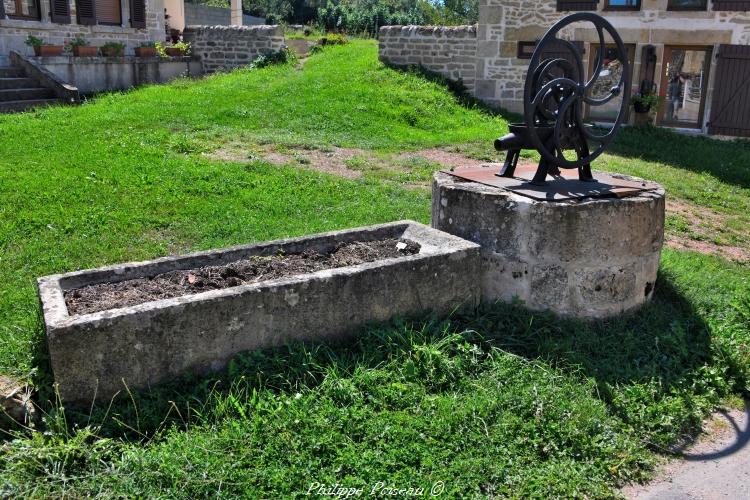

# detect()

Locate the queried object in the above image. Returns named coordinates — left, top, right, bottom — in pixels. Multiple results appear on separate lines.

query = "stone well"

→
left=432, top=170, right=665, bottom=318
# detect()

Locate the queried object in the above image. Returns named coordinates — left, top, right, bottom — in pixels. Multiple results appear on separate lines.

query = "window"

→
left=517, top=41, right=537, bottom=59
left=605, top=0, right=640, bottom=10
left=75, top=0, right=122, bottom=25
left=667, top=0, right=707, bottom=10
left=1, top=0, right=41, bottom=20
left=96, top=0, right=121, bottom=24
left=712, top=0, right=750, bottom=10
left=556, top=0, right=599, bottom=10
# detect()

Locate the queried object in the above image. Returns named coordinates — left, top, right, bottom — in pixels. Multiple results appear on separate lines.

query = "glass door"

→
left=585, top=44, right=635, bottom=123
left=657, top=46, right=712, bottom=128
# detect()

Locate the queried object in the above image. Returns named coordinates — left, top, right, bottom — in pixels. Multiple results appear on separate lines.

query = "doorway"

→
left=657, top=46, right=712, bottom=128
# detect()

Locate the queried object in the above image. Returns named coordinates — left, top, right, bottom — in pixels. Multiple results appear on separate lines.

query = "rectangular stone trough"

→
left=38, top=221, right=480, bottom=405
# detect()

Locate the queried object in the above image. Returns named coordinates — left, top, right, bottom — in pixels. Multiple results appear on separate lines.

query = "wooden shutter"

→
left=50, top=0, right=71, bottom=23
left=96, top=0, right=121, bottom=24
left=130, top=0, right=145, bottom=28
left=540, top=40, right=585, bottom=79
left=0, top=0, right=5, bottom=18
left=708, top=45, right=750, bottom=137
left=713, top=0, right=750, bottom=9
left=76, top=0, right=96, bottom=24
left=557, top=0, right=598, bottom=10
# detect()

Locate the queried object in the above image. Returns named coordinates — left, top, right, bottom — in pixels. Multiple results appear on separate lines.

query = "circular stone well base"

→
left=432, top=171, right=665, bottom=318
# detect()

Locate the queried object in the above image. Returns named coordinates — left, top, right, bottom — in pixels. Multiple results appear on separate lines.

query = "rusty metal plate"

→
left=443, top=164, right=656, bottom=201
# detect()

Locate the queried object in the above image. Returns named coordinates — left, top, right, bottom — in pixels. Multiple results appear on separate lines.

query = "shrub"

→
left=24, top=35, right=44, bottom=48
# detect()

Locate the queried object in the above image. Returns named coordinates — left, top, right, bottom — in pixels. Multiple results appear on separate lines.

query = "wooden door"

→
left=708, top=44, right=750, bottom=137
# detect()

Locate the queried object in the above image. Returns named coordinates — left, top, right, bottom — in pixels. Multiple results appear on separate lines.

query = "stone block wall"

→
left=378, top=25, right=478, bottom=93
left=0, top=0, right=164, bottom=63
left=182, top=25, right=285, bottom=73
left=380, top=0, right=750, bottom=132
left=475, top=0, right=750, bottom=117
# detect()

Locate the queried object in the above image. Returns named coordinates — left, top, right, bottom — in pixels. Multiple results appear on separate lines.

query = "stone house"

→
left=0, top=0, right=166, bottom=62
left=0, top=0, right=282, bottom=111
left=380, top=0, right=750, bottom=136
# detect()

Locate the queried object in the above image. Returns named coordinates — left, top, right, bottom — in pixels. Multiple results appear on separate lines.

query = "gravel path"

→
left=622, top=405, right=750, bottom=500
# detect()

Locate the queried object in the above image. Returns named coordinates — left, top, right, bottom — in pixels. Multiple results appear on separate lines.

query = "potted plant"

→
left=100, top=41, right=125, bottom=58
left=135, top=41, right=157, bottom=57
left=163, top=41, right=190, bottom=57
left=65, top=37, right=98, bottom=57
left=631, top=92, right=660, bottom=114
left=24, top=35, right=63, bottom=57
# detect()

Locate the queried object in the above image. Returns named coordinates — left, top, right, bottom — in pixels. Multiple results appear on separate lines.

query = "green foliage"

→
left=317, top=0, right=429, bottom=36
left=63, top=37, right=90, bottom=53
left=23, top=35, right=44, bottom=48
left=631, top=92, right=661, bottom=110
left=319, top=33, right=348, bottom=45
left=139, top=41, right=157, bottom=48
left=155, top=41, right=191, bottom=57
left=250, top=47, right=297, bottom=68
left=101, top=41, right=126, bottom=50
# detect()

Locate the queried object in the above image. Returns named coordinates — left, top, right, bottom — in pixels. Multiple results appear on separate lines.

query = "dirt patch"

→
left=397, top=148, right=493, bottom=170
left=207, top=144, right=364, bottom=179
left=65, top=239, right=420, bottom=315
left=664, top=199, right=750, bottom=262
left=263, top=147, right=364, bottom=178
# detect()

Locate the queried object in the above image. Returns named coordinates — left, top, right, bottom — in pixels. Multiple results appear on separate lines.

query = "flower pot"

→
left=134, top=47, right=157, bottom=57
left=633, top=101, right=651, bottom=114
left=101, top=47, right=124, bottom=57
left=72, top=46, right=98, bottom=57
left=34, top=45, right=64, bottom=57
left=165, top=47, right=186, bottom=57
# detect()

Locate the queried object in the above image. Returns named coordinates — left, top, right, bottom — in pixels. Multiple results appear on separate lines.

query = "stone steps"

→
left=0, top=67, right=24, bottom=78
left=0, top=87, right=56, bottom=102
left=0, top=66, right=64, bottom=113
left=0, top=98, right=62, bottom=113
left=0, top=77, right=38, bottom=90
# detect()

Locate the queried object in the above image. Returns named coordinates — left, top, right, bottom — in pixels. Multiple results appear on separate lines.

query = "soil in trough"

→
left=65, top=238, right=420, bottom=315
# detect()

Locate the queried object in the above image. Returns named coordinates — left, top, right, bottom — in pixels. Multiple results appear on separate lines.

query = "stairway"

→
left=0, top=66, right=62, bottom=113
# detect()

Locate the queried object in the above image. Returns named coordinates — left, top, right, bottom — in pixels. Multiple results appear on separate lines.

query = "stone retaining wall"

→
left=378, top=25, right=477, bottom=93
left=182, top=25, right=285, bottom=73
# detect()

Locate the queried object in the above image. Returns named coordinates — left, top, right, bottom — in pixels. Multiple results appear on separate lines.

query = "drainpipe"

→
left=230, top=0, right=242, bottom=26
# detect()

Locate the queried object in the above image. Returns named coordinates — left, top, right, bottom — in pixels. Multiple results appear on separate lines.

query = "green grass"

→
left=0, top=40, right=749, bottom=497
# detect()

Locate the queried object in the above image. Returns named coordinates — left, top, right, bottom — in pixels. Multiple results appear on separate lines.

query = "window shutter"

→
left=557, top=0, right=599, bottom=10
left=49, top=0, right=71, bottom=23
left=0, top=1, right=5, bottom=18
left=76, top=0, right=96, bottom=25
left=712, top=0, right=750, bottom=9
left=130, top=0, right=146, bottom=28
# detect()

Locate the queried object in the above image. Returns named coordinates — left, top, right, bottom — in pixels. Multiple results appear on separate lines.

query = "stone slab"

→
left=443, top=164, right=659, bottom=201
left=38, top=221, right=481, bottom=405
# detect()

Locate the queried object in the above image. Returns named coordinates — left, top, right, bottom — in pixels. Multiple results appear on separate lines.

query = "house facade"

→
left=380, top=0, right=750, bottom=136
left=0, top=0, right=165, bottom=61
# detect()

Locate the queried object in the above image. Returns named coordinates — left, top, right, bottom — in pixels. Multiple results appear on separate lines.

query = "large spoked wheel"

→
left=523, top=13, right=631, bottom=170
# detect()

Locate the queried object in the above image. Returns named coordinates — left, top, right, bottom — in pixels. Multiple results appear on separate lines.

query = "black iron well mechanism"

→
left=495, top=13, right=631, bottom=185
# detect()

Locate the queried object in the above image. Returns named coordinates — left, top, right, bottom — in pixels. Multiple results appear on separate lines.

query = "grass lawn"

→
left=0, top=40, right=748, bottom=497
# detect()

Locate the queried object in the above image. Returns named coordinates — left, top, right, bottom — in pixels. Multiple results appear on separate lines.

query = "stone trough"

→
left=38, top=221, right=480, bottom=404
